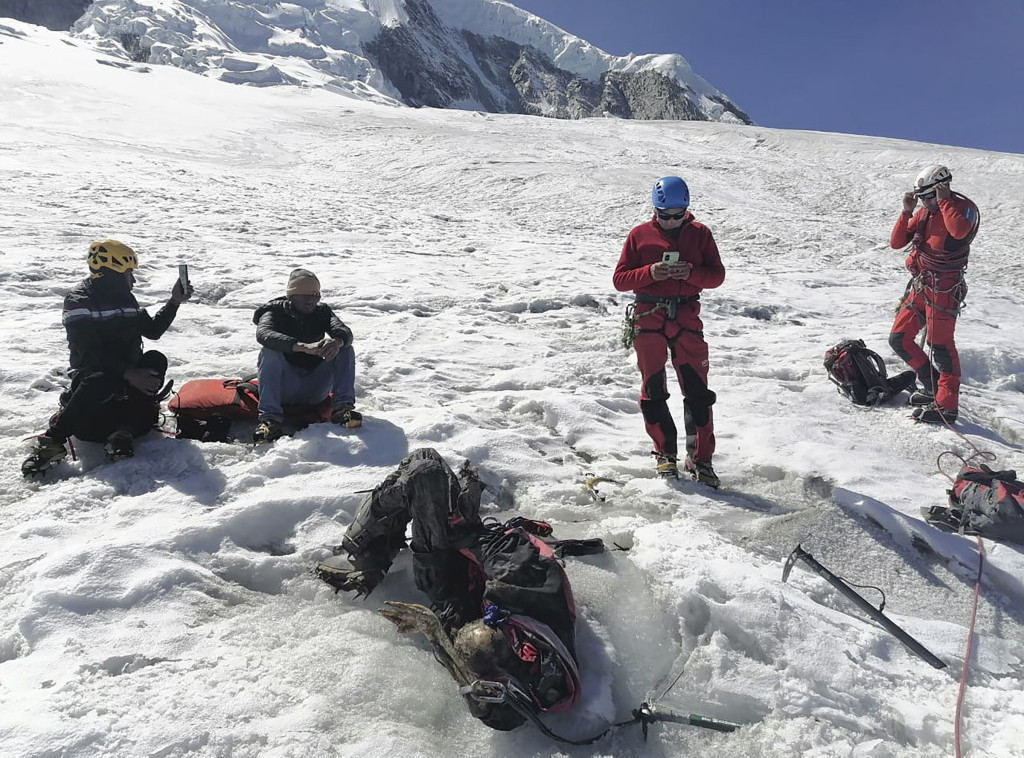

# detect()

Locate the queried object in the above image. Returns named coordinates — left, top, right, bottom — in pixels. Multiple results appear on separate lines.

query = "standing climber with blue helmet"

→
left=613, top=177, right=726, bottom=487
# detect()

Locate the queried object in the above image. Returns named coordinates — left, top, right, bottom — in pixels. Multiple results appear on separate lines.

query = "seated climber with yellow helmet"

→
left=22, top=239, right=192, bottom=476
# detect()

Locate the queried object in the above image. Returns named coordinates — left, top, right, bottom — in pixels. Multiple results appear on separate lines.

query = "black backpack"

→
left=824, top=339, right=916, bottom=406
left=924, top=465, right=1024, bottom=543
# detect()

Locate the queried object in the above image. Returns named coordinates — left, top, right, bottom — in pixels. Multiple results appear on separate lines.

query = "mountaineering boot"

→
left=655, top=453, right=678, bottom=479
left=913, top=404, right=958, bottom=425
left=908, top=390, right=935, bottom=407
left=252, top=418, right=284, bottom=444
left=105, top=428, right=135, bottom=462
left=911, top=367, right=936, bottom=407
left=22, top=435, right=68, bottom=477
left=888, top=369, right=918, bottom=398
left=314, top=555, right=382, bottom=598
left=331, top=404, right=362, bottom=428
left=685, top=457, right=721, bottom=489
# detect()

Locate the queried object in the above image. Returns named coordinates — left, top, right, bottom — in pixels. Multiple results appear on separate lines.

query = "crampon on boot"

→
left=105, top=429, right=135, bottom=462
left=913, top=404, right=958, bottom=425
left=252, top=418, right=284, bottom=444
left=314, top=555, right=381, bottom=598
left=655, top=453, right=678, bottom=479
left=22, top=435, right=68, bottom=478
left=331, top=405, right=363, bottom=428
left=908, top=390, right=935, bottom=407
left=685, top=457, right=720, bottom=489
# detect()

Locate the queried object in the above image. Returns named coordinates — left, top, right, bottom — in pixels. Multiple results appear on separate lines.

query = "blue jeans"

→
left=257, top=347, right=356, bottom=422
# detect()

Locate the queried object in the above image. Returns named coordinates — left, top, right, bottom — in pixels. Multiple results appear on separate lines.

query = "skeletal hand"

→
left=380, top=601, right=479, bottom=687
left=379, top=601, right=445, bottom=642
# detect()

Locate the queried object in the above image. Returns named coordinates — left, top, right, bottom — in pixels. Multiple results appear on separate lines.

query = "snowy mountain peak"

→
left=63, top=0, right=751, bottom=122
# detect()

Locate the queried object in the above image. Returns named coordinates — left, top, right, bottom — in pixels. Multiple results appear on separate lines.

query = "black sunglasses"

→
left=915, top=191, right=937, bottom=200
left=656, top=210, right=687, bottom=220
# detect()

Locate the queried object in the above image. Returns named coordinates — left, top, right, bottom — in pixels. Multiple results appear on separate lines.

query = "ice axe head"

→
left=781, top=544, right=809, bottom=583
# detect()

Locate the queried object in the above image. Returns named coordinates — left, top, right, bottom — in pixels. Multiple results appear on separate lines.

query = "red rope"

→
left=933, top=447, right=992, bottom=757
left=953, top=536, right=985, bottom=758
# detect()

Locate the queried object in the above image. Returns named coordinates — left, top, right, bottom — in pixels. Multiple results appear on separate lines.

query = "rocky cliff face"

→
left=364, top=0, right=749, bottom=122
left=0, top=0, right=93, bottom=31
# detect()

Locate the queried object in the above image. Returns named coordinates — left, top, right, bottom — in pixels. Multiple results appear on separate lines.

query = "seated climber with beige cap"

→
left=251, top=268, right=361, bottom=443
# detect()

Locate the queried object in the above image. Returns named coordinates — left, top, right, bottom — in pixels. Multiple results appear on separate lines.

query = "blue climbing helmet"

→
left=652, top=176, right=690, bottom=209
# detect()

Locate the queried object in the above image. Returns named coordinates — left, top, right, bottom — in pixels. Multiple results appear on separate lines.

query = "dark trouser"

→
left=633, top=312, right=716, bottom=462
left=342, top=448, right=485, bottom=628
left=48, top=351, right=167, bottom=443
left=888, top=277, right=962, bottom=412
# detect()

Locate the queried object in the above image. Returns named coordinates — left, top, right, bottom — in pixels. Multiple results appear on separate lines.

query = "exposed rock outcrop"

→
left=0, top=0, right=94, bottom=31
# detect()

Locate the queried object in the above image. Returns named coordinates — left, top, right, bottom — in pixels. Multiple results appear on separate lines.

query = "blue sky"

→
left=512, top=0, right=1024, bottom=155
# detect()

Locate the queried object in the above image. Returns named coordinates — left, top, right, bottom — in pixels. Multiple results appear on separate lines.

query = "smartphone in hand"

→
left=178, top=264, right=189, bottom=289
left=662, top=251, right=680, bottom=265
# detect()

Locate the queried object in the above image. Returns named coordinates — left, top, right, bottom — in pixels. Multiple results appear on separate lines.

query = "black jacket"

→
left=253, top=297, right=353, bottom=370
left=62, top=276, right=179, bottom=378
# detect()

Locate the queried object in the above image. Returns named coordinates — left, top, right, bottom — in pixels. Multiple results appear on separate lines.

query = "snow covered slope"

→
left=2, top=19, right=1024, bottom=758
left=62, top=0, right=751, bottom=121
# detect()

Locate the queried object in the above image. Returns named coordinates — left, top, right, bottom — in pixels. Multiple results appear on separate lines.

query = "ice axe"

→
left=782, top=544, right=946, bottom=669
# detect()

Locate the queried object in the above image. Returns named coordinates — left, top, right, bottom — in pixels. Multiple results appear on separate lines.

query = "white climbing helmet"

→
left=914, top=165, right=952, bottom=196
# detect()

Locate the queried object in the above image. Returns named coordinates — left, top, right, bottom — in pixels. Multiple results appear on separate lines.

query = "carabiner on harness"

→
left=620, top=303, right=638, bottom=350
left=460, top=679, right=510, bottom=703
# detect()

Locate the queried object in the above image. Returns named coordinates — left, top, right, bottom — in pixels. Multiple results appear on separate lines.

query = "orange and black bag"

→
left=168, top=379, right=258, bottom=442
left=168, top=378, right=332, bottom=442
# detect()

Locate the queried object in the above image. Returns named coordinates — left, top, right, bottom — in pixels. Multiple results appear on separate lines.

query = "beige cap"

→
left=286, top=268, right=320, bottom=296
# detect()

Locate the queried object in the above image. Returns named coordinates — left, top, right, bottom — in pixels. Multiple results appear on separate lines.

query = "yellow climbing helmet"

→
left=87, top=239, right=138, bottom=275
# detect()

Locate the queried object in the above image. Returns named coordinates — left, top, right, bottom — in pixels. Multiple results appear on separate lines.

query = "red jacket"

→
left=613, top=214, right=725, bottom=296
left=890, top=195, right=979, bottom=274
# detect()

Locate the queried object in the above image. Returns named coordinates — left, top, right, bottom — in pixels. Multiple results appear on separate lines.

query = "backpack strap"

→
left=851, top=348, right=890, bottom=405
left=226, top=379, right=259, bottom=406
left=950, top=191, right=981, bottom=252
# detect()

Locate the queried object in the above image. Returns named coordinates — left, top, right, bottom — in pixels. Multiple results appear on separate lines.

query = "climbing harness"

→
left=898, top=272, right=968, bottom=320
left=634, top=293, right=701, bottom=319
left=621, top=294, right=702, bottom=350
